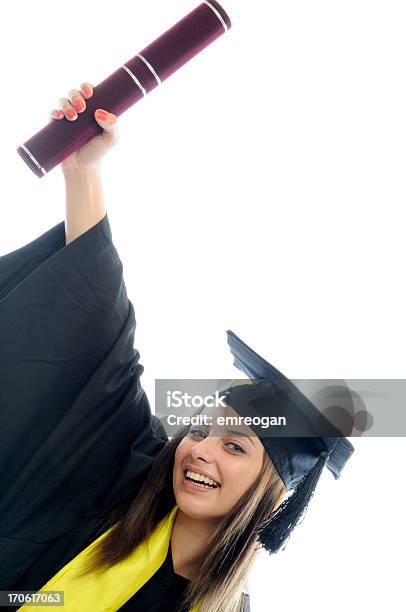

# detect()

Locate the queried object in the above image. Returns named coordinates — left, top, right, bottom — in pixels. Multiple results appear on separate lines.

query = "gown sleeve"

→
left=0, top=214, right=166, bottom=584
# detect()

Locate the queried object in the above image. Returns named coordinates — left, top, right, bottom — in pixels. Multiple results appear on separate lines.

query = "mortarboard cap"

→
left=223, top=330, right=354, bottom=553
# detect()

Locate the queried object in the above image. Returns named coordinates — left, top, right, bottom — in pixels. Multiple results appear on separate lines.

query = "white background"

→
left=1, top=1, right=405, bottom=609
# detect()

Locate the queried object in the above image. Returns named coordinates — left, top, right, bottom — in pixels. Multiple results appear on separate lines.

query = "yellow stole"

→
left=20, top=505, right=201, bottom=611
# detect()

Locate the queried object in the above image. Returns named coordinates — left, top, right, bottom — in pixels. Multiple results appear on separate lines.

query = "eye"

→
left=226, top=441, right=246, bottom=454
left=187, top=427, right=207, bottom=439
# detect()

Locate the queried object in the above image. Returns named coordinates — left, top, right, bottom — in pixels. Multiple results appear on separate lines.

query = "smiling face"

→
left=172, top=402, right=265, bottom=522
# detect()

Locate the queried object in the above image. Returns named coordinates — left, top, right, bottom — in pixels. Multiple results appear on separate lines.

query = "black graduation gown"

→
left=0, top=214, right=251, bottom=611
left=0, top=214, right=167, bottom=590
left=118, top=545, right=190, bottom=611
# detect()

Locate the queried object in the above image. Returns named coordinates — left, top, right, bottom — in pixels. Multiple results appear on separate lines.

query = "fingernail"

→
left=66, top=109, right=77, bottom=120
left=82, top=86, right=91, bottom=97
left=96, top=109, right=108, bottom=121
left=53, top=110, right=64, bottom=118
left=74, top=99, right=85, bottom=112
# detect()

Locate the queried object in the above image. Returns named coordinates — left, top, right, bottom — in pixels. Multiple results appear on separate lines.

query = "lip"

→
left=181, top=476, right=219, bottom=494
left=183, top=464, right=221, bottom=487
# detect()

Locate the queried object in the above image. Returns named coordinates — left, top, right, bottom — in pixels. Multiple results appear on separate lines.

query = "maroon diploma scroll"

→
left=17, top=1, right=231, bottom=177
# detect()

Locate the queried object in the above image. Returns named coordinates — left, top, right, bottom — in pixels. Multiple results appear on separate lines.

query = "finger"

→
left=68, top=88, right=86, bottom=114
left=50, top=109, right=64, bottom=121
left=94, top=109, right=120, bottom=143
left=80, top=82, right=94, bottom=99
left=59, top=97, right=77, bottom=121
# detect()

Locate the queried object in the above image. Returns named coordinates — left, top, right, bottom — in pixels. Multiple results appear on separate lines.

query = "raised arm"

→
left=50, top=82, right=119, bottom=244
left=1, top=87, right=164, bottom=586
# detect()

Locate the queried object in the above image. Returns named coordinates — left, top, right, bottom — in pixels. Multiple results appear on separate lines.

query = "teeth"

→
left=185, top=470, right=218, bottom=487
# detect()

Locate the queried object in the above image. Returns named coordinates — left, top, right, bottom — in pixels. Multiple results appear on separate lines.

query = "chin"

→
left=174, top=490, right=220, bottom=520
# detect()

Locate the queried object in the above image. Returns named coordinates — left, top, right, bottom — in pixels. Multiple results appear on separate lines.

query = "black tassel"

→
left=258, top=451, right=329, bottom=554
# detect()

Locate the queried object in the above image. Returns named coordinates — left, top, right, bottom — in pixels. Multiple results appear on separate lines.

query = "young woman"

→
left=0, top=84, right=353, bottom=612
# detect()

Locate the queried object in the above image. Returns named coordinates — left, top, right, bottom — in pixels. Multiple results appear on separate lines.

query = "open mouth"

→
left=183, top=469, right=220, bottom=489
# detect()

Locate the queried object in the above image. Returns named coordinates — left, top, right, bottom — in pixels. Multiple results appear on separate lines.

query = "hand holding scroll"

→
left=50, top=82, right=119, bottom=174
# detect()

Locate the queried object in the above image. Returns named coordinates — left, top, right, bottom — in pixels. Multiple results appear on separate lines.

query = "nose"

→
left=190, top=435, right=219, bottom=463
